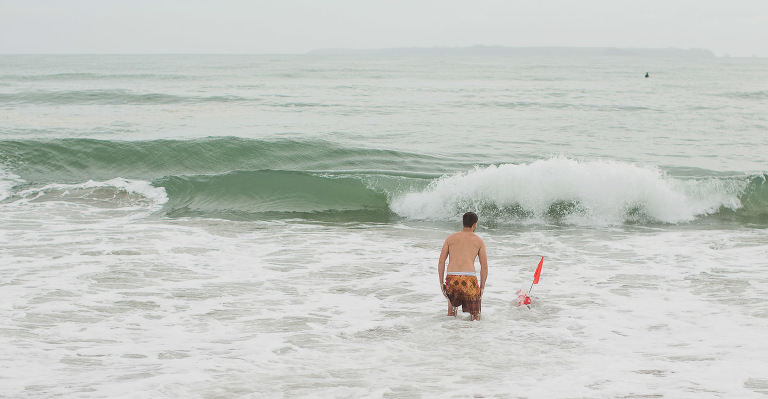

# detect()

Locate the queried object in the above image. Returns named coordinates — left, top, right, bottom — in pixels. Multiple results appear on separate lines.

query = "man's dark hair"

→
left=462, top=212, right=478, bottom=228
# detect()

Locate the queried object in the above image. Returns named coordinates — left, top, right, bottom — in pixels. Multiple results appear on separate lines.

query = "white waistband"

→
left=447, top=272, right=476, bottom=276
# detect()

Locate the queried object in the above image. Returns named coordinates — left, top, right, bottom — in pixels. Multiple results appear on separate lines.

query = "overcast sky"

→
left=2, top=0, right=767, bottom=57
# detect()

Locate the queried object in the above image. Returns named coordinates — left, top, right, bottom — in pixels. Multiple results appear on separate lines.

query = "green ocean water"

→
left=1, top=136, right=766, bottom=225
left=2, top=55, right=766, bottom=170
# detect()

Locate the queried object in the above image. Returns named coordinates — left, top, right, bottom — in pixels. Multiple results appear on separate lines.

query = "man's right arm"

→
left=438, top=240, right=449, bottom=296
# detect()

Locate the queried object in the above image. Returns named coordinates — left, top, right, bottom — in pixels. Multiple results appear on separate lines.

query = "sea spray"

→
left=390, top=157, right=749, bottom=225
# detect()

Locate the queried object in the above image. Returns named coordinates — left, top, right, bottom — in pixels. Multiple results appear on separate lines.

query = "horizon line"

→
left=0, top=45, right=765, bottom=58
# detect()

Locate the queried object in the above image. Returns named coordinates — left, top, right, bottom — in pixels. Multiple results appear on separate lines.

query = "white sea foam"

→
left=391, top=157, right=745, bottom=225
left=10, top=177, right=168, bottom=211
left=2, top=217, right=767, bottom=398
left=0, top=166, right=23, bottom=201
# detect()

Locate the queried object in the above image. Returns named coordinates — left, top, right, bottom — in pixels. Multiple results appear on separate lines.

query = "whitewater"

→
left=1, top=54, right=767, bottom=398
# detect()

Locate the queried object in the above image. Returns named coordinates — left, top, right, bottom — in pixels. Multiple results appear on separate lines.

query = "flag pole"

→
left=527, top=256, right=544, bottom=297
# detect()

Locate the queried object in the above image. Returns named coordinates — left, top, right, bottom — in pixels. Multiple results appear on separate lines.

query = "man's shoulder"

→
left=447, top=231, right=483, bottom=242
left=445, top=231, right=462, bottom=242
left=473, top=233, right=486, bottom=245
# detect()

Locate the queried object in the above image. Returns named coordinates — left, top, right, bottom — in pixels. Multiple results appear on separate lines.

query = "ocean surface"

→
left=1, top=54, right=767, bottom=398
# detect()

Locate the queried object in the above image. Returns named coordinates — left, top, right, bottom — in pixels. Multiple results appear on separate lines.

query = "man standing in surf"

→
left=438, top=212, right=488, bottom=321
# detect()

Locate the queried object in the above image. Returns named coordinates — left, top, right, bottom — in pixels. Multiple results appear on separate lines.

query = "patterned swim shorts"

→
left=444, top=275, right=481, bottom=315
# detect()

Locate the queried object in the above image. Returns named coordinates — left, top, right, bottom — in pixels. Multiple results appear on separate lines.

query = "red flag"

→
left=533, top=256, right=543, bottom=284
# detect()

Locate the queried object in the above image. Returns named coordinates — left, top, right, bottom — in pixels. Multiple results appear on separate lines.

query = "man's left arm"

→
left=438, top=240, right=449, bottom=297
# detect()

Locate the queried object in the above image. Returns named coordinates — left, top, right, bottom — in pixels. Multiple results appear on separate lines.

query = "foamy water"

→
left=2, top=202, right=767, bottom=397
left=391, top=157, right=749, bottom=225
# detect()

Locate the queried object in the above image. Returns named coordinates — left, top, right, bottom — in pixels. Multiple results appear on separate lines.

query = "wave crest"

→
left=390, top=158, right=752, bottom=225
left=156, top=171, right=390, bottom=221
left=3, top=178, right=168, bottom=211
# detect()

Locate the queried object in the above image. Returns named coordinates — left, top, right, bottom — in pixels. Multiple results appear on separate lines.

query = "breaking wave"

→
left=390, top=158, right=766, bottom=225
left=1, top=138, right=765, bottom=225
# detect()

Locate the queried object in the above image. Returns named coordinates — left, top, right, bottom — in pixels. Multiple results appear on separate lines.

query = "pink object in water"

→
left=516, top=290, right=532, bottom=306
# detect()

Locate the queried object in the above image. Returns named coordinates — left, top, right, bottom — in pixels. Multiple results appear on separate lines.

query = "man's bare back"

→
left=437, top=212, right=488, bottom=320
left=441, top=230, right=486, bottom=272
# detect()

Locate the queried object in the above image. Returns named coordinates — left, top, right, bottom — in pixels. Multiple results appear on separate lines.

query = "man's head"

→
left=462, top=212, right=478, bottom=228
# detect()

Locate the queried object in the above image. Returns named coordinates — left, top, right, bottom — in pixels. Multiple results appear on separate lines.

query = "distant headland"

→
left=308, top=45, right=716, bottom=58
